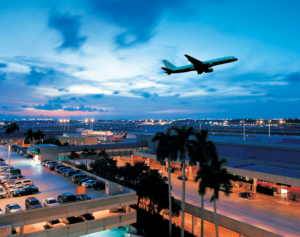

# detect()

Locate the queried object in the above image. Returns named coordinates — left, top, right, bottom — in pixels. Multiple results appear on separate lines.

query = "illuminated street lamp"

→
left=63, top=119, right=67, bottom=130
left=67, top=119, right=70, bottom=130
left=84, top=119, right=88, bottom=128
left=90, top=119, right=94, bottom=130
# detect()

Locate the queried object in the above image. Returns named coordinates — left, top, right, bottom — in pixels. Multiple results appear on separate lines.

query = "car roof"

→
left=9, top=203, right=20, bottom=206
left=26, top=196, right=38, bottom=200
left=62, top=192, right=74, bottom=196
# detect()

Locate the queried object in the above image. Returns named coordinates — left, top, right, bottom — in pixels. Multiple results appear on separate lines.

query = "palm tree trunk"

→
left=13, top=132, right=15, bottom=144
left=201, top=194, right=204, bottom=237
left=214, top=198, right=219, bottom=237
left=181, top=159, right=185, bottom=237
left=168, top=157, right=172, bottom=237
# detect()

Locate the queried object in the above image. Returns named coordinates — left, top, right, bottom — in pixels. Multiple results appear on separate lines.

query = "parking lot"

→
left=0, top=145, right=107, bottom=213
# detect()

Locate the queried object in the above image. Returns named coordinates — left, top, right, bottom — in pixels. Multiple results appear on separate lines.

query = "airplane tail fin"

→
left=162, top=60, right=176, bottom=70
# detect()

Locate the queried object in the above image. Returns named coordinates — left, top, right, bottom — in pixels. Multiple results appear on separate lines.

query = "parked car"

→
left=177, top=175, right=188, bottom=181
left=94, top=180, right=105, bottom=190
left=25, top=197, right=43, bottom=210
left=239, top=192, right=256, bottom=199
left=9, top=185, right=31, bottom=194
left=41, top=160, right=50, bottom=166
left=77, top=194, right=91, bottom=201
left=24, top=153, right=33, bottom=158
left=0, top=208, right=3, bottom=215
left=55, top=165, right=66, bottom=172
left=1, top=175, right=24, bottom=184
left=46, top=161, right=57, bottom=168
left=46, top=219, right=65, bottom=228
left=71, top=174, right=87, bottom=183
left=78, top=177, right=95, bottom=186
left=0, top=166, right=13, bottom=172
left=58, top=167, right=72, bottom=174
left=81, top=213, right=95, bottom=221
left=43, top=197, right=59, bottom=207
left=153, top=169, right=162, bottom=174
left=19, top=149, right=27, bottom=155
left=5, top=203, right=23, bottom=213
left=6, top=179, right=33, bottom=189
left=82, top=180, right=96, bottom=188
left=62, top=168, right=74, bottom=177
left=66, top=170, right=82, bottom=178
left=61, top=216, right=85, bottom=225
left=50, top=163, right=62, bottom=170
left=57, top=193, right=77, bottom=204
left=0, top=188, right=7, bottom=199
left=0, top=158, right=5, bottom=162
left=13, top=186, right=39, bottom=197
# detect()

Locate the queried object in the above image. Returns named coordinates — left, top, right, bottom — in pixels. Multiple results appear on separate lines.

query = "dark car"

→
left=25, top=197, right=43, bottom=210
left=41, top=160, right=50, bottom=166
left=177, top=175, right=188, bottom=181
left=57, top=193, right=77, bottom=204
left=61, top=216, right=85, bottom=225
left=239, top=192, right=256, bottom=199
left=94, top=180, right=105, bottom=190
left=66, top=170, right=81, bottom=178
left=58, top=168, right=72, bottom=174
left=13, top=186, right=39, bottom=197
left=78, top=177, right=96, bottom=186
left=0, top=158, right=5, bottom=162
left=82, top=213, right=95, bottom=221
left=24, top=153, right=33, bottom=159
left=77, top=194, right=91, bottom=201
left=62, top=169, right=75, bottom=177
left=55, top=165, right=66, bottom=171
left=49, top=163, right=62, bottom=170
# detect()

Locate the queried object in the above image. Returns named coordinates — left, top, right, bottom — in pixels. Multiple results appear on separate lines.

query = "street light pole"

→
left=243, top=120, right=245, bottom=141
left=269, top=119, right=271, bottom=137
left=8, top=145, right=11, bottom=197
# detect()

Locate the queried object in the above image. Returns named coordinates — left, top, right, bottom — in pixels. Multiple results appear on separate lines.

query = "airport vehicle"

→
left=82, top=180, right=96, bottom=188
left=5, top=203, right=23, bottom=213
left=161, top=54, right=238, bottom=75
left=77, top=194, right=91, bottom=201
left=57, top=193, right=77, bottom=204
left=25, top=197, right=43, bottom=210
left=43, top=197, right=59, bottom=207
left=94, top=180, right=105, bottom=190
left=13, top=186, right=39, bottom=197
left=239, top=192, right=256, bottom=199
left=46, top=219, right=65, bottom=228
left=61, top=216, right=85, bottom=225
left=81, top=213, right=95, bottom=221
left=0, top=188, right=7, bottom=199
left=177, top=175, right=188, bottom=181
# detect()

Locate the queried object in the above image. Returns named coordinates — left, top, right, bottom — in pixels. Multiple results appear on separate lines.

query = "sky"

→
left=0, top=0, right=300, bottom=120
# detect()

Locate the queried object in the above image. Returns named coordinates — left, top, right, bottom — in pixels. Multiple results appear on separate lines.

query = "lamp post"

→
left=269, top=119, right=271, bottom=137
left=67, top=119, right=70, bottom=130
left=243, top=120, right=245, bottom=141
left=63, top=119, right=67, bottom=130
left=8, top=145, right=11, bottom=197
left=59, top=119, right=63, bottom=130
left=84, top=119, right=88, bottom=128
left=90, top=119, right=94, bottom=130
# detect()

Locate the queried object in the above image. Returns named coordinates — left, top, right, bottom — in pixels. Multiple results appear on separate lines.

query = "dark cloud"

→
left=70, top=97, right=77, bottom=101
left=285, top=73, right=300, bottom=83
left=63, top=105, right=99, bottom=112
left=0, top=73, right=6, bottom=84
left=180, top=101, right=190, bottom=104
left=92, top=94, right=104, bottom=99
left=130, top=90, right=151, bottom=98
left=48, top=12, right=87, bottom=51
left=79, top=97, right=88, bottom=102
left=0, top=63, right=7, bottom=68
left=21, top=105, right=29, bottom=108
left=90, top=0, right=185, bottom=48
left=48, top=97, right=69, bottom=103
left=26, top=67, right=54, bottom=86
left=34, top=103, right=62, bottom=111
left=113, top=91, right=119, bottom=94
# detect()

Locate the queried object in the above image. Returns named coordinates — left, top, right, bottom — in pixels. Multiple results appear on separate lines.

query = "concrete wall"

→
left=0, top=193, right=136, bottom=228
left=136, top=135, right=155, bottom=150
left=17, top=211, right=136, bottom=237
left=34, top=145, right=59, bottom=162
left=175, top=200, right=283, bottom=237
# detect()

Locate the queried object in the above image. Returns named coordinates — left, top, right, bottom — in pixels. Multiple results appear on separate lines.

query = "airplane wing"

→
left=161, top=67, right=173, bottom=75
left=184, top=55, right=203, bottom=74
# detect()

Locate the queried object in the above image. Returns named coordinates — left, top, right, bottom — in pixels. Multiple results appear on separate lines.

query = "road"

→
left=168, top=171, right=300, bottom=237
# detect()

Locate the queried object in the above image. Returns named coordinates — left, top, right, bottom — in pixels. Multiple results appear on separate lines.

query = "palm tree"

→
left=69, top=151, right=79, bottom=164
left=33, top=129, right=45, bottom=144
left=191, top=129, right=216, bottom=237
left=3, top=123, right=12, bottom=142
left=98, top=150, right=108, bottom=159
left=197, top=154, right=233, bottom=237
left=152, top=128, right=176, bottom=237
left=10, top=122, right=20, bottom=143
left=170, top=125, right=195, bottom=237
left=82, top=148, right=90, bottom=168
left=24, top=128, right=35, bottom=146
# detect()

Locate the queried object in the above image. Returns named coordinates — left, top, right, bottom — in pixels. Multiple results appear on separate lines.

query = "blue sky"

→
left=0, top=0, right=299, bottom=120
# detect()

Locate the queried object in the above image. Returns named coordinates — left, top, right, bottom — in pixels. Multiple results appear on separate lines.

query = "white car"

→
left=43, top=197, right=59, bottom=207
left=82, top=180, right=95, bottom=188
left=5, top=203, right=23, bottom=214
left=0, top=208, right=3, bottom=215
left=9, top=185, right=27, bottom=194
left=0, top=188, right=7, bottom=199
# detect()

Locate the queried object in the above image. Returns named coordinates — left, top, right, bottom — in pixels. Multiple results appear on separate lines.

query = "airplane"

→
left=161, top=55, right=238, bottom=75
left=107, top=128, right=127, bottom=141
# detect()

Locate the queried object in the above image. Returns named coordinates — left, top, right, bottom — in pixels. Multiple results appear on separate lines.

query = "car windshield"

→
left=67, top=195, right=76, bottom=201
left=11, top=205, right=20, bottom=209
left=49, top=199, right=57, bottom=204
left=11, top=180, right=15, bottom=184
left=30, top=200, right=40, bottom=205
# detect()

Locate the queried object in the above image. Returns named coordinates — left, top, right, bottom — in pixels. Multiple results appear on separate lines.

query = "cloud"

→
left=63, top=105, right=99, bottom=112
left=286, top=73, right=300, bottom=83
left=113, top=91, right=119, bottom=94
left=26, top=67, right=54, bottom=86
left=21, top=105, right=29, bottom=108
left=91, top=94, right=104, bottom=99
left=34, top=103, right=63, bottom=110
left=58, top=88, right=69, bottom=92
left=79, top=97, right=88, bottom=102
left=180, top=101, right=190, bottom=104
left=0, top=63, right=7, bottom=68
left=0, top=73, right=6, bottom=84
left=130, top=90, right=151, bottom=98
left=48, top=12, right=87, bottom=51
left=90, top=0, right=183, bottom=48
left=70, top=97, right=77, bottom=101
left=1, top=106, right=8, bottom=110
left=48, top=97, right=69, bottom=103
left=206, top=88, right=216, bottom=92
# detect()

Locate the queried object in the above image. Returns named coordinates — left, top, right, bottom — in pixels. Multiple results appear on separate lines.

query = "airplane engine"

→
left=205, top=68, right=213, bottom=73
